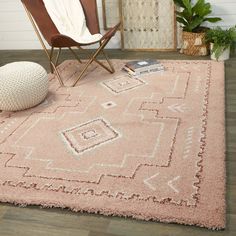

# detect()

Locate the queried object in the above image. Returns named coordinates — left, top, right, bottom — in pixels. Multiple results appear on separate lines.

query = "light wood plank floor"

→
left=0, top=50, right=235, bottom=236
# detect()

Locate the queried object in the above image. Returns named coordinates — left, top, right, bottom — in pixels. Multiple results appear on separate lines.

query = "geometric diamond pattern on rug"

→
left=102, top=74, right=145, bottom=94
left=61, top=118, right=120, bottom=155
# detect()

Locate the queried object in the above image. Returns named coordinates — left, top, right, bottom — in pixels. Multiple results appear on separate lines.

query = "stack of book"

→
left=122, top=59, right=164, bottom=76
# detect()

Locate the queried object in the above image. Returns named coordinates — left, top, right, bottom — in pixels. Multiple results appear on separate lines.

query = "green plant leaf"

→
left=176, top=11, right=189, bottom=23
left=176, top=17, right=188, bottom=26
left=200, top=3, right=212, bottom=17
left=182, top=0, right=192, bottom=15
left=176, top=11, right=186, bottom=18
left=212, top=44, right=226, bottom=60
left=193, top=0, right=205, bottom=15
left=203, top=17, right=222, bottom=23
left=181, top=8, right=192, bottom=21
left=195, top=3, right=211, bottom=17
left=188, top=17, right=204, bottom=31
left=206, top=26, right=236, bottom=59
left=173, top=0, right=185, bottom=8
left=173, top=0, right=221, bottom=32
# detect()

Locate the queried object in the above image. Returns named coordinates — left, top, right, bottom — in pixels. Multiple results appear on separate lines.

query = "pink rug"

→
left=0, top=60, right=225, bottom=229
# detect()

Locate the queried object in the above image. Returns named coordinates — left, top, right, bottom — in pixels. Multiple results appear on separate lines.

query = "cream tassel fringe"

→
left=182, top=40, right=189, bottom=49
left=194, top=37, right=202, bottom=46
left=200, top=47, right=207, bottom=55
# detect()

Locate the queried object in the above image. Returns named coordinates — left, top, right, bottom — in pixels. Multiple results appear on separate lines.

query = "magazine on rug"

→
left=122, top=59, right=164, bottom=76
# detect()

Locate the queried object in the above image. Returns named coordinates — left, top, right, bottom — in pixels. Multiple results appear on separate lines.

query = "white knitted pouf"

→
left=0, top=62, right=48, bottom=111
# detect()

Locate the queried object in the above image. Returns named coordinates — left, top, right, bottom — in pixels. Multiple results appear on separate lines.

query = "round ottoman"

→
left=0, top=62, right=48, bottom=111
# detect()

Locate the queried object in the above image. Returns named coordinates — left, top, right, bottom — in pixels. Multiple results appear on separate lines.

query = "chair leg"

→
left=50, top=47, right=61, bottom=69
left=93, top=58, right=114, bottom=73
left=72, top=38, right=111, bottom=87
left=49, top=47, right=54, bottom=73
left=93, top=40, right=114, bottom=73
left=55, top=48, right=62, bottom=67
left=74, top=43, right=114, bottom=73
left=69, top=47, right=82, bottom=64
left=102, top=50, right=115, bottom=73
left=75, top=46, right=113, bottom=73
left=48, top=47, right=64, bottom=86
left=95, top=49, right=115, bottom=73
left=93, top=47, right=114, bottom=73
left=50, top=62, right=64, bottom=87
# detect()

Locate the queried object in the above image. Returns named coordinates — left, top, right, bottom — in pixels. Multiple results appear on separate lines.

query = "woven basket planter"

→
left=181, top=31, right=209, bottom=56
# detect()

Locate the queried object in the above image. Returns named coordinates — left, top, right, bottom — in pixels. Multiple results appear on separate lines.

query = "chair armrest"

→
left=51, top=22, right=121, bottom=47
left=50, top=34, right=78, bottom=47
left=101, top=23, right=121, bottom=41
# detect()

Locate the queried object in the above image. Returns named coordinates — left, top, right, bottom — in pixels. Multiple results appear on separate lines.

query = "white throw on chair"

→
left=0, top=62, right=48, bottom=111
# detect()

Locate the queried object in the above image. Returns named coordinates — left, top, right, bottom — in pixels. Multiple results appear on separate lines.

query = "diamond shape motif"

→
left=61, top=118, right=120, bottom=155
left=102, top=75, right=145, bottom=94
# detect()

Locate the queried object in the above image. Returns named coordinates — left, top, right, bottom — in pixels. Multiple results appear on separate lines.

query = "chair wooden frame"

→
left=22, top=1, right=120, bottom=87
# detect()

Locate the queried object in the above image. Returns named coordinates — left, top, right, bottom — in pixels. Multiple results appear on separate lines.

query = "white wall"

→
left=0, top=0, right=235, bottom=50
left=206, top=0, right=236, bottom=29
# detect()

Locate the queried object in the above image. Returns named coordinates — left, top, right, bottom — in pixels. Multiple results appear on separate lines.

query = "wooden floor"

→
left=0, top=50, right=235, bottom=236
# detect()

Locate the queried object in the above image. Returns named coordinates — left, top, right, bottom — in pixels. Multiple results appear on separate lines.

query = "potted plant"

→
left=205, top=26, right=236, bottom=61
left=173, top=0, right=221, bottom=56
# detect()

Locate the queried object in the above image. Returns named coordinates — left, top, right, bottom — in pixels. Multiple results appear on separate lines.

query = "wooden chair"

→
left=21, top=0, right=120, bottom=86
